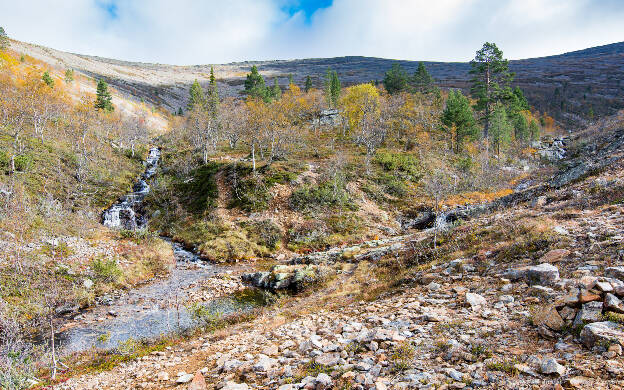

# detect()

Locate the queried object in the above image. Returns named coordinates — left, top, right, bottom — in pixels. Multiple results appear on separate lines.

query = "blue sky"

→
left=1, top=0, right=624, bottom=64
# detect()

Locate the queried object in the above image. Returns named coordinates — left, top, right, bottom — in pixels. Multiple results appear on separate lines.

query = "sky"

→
left=1, top=0, right=623, bottom=65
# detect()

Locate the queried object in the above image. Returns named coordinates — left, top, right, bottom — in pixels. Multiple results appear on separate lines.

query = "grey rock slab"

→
left=580, top=321, right=624, bottom=349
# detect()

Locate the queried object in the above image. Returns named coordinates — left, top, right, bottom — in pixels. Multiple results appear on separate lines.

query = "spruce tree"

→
left=324, top=68, right=333, bottom=108
left=42, top=71, right=54, bottom=88
left=244, top=65, right=269, bottom=101
left=0, top=27, right=9, bottom=50
left=383, top=63, right=409, bottom=95
left=441, top=90, right=478, bottom=153
left=207, top=67, right=219, bottom=117
left=330, top=71, right=341, bottom=107
left=529, top=119, right=540, bottom=141
left=514, top=114, right=529, bottom=142
left=177, top=107, right=184, bottom=116
left=95, top=79, right=114, bottom=112
left=469, top=42, right=514, bottom=142
left=65, top=69, right=74, bottom=83
left=412, top=62, right=435, bottom=94
left=489, top=103, right=513, bottom=157
left=304, top=76, right=313, bottom=93
left=187, top=79, right=207, bottom=111
left=271, top=77, right=281, bottom=100
left=288, top=74, right=294, bottom=87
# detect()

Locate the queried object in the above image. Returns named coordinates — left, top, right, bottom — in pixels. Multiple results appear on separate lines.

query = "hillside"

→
left=10, top=39, right=624, bottom=128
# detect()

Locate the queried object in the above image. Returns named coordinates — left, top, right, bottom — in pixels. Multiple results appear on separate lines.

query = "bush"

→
left=290, top=180, right=357, bottom=212
left=230, top=176, right=271, bottom=212
left=180, top=163, right=220, bottom=213
left=245, top=219, right=282, bottom=249
left=91, top=257, right=123, bottom=283
left=13, top=154, right=32, bottom=172
left=374, top=150, right=422, bottom=181
left=198, top=230, right=266, bottom=262
left=0, top=150, right=9, bottom=168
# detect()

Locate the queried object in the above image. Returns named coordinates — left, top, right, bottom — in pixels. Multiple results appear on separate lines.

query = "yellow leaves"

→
left=444, top=189, right=513, bottom=207
left=340, top=83, right=381, bottom=132
left=0, top=50, right=19, bottom=67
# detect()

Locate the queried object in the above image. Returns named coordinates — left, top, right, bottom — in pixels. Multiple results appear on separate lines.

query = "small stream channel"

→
left=55, top=148, right=267, bottom=354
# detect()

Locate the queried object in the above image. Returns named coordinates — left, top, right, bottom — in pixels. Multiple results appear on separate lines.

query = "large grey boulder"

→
left=605, top=293, right=624, bottom=313
left=580, top=321, right=624, bottom=349
left=505, top=263, right=560, bottom=286
left=573, top=301, right=603, bottom=326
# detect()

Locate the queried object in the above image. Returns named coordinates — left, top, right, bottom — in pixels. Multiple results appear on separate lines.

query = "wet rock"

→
left=580, top=321, right=624, bottom=349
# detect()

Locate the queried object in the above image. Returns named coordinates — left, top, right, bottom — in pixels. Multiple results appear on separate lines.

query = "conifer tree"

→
left=469, top=42, right=514, bottom=142
left=529, top=119, right=540, bottom=141
left=383, top=63, right=409, bottom=95
left=0, top=27, right=9, bottom=50
left=330, top=71, right=341, bottom=107
left=207, top=67, right=219, bottom=117
left=188, top=79, right=207, bottom=111
left=269, top=77, right=281, bottom=100
left=177, top=107, right=184, bottom=116
left=65, top=69, right=74, bottom=83
left=288, top=74, right=294, bottom=87
left=95, top=79, right=114, bottom=112
left=489, top=103, right=513, bottom=157
left=42, top=71, right=54, bottom=88
left=412, top=62, right=435, bottom=94
left=514, top=114, right=529, bottom=142
left=244, top=65, right=270, bottom=101
left=441, top=90, right=478, bottom=153
left=304, top=76, right=313, bottom=93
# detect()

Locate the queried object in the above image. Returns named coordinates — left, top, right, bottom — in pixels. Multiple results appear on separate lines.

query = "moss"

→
left=290, top=180, right=357, bottom=213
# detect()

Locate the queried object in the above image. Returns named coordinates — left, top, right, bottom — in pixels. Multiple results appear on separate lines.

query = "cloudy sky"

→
left=1, top=0, right=623, bottom=65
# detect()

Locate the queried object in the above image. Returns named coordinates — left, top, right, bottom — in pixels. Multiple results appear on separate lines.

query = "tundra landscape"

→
left=1, top=2, right=624, bottom=389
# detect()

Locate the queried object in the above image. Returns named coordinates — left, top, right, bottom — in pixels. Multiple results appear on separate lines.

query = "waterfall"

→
left=102, top=147, right=160, bottom=230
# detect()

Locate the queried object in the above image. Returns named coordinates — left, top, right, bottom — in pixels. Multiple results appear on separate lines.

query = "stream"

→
left=55, top=147, right=266, bottom=354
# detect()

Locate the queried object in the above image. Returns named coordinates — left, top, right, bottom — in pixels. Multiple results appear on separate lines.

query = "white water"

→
left=102, top=147, right=160, bottom=230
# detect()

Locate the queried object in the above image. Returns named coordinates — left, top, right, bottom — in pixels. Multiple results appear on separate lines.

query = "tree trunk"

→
left=251, top=143, right=256, bottom=173
left=50, top=318, right=57, bottom=380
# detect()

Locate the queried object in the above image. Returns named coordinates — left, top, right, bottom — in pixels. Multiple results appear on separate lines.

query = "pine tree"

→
left=177, top=107, right=184, bottom=116
left=529, top=119, right=540, bottom=141
left=383, top=63, right=409, bottom=95
left=514, top=114, right=529, bottom=142
left=0, top=27, right=9, bottom=50
left=330, top=71, right=341, bottom=108
left=244, top=65, right=270, bottom=102
left=42, top=71, right=54, bottom=88
left=412, top=62, right=435, bottom=94
left=304, top=76, right=313, bottom=93
left=271, top=77, right=282, bottom=100
left=207, top=67, right=219, bottom=117
left=469, top=42, right=514, bottom=143
left=324, top=68, right=333, bottom=107
left=489, top=103, right=513, bottom=157
left=95, top=79, right=114, bottom=112
left=65, top=69, right=74, bottom=83
left=288, top=74, right=294, bottom=87
left=188, top=79, right=207, bottom=111
left=441, top=90, right=478, bottom=153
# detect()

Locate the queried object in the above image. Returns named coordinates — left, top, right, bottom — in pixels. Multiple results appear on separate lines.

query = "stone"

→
left=574, top=301, right=603, bottom=325
left=465, top=292, right=486, bottom=310
left=156, top=371, right=169, bottom=381
left=579, top=290, right=601, bottom=304
left=594, top=281, right=613, bottom=293
left=558, top=306, right=577, bottom=321
left=83, top=278, right=94, bottom=289
left=565, top=376, right=592, bottom=388
left=580, top=321, right=624, bottom=349
left=253, top=355, right=277, bottom=372
left=540, top=249, right=570, bottom=263
left=506, top=263, right=559, bottom=286
left=427, top=281, right=441, bottom=291
left=261, top=344, right=279, bottom=356
left=188, top=371, right=207, bottom=390
left=605, top=293, right=624, bottom=313
left=532, top=304, right=565, bottom=331
left=315, top=373, right=332, bottom=389
left=221, top=382, right=249, bottom=390
left=540, top=358, right=565, bottom=376
left=315, top=353, right=339, bottom=367
left=606, top=267, right=624, bottom=281
left=176, top=373, right=194, bottom=384
left=222, top=359, right=243, bottom=372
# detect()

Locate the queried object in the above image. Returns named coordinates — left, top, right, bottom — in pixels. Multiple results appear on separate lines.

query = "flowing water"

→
left=55, top=148, right=266, bottom=354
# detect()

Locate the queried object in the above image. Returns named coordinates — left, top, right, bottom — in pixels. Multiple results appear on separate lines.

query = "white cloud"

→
left=0, top=0, right=623, bottom=64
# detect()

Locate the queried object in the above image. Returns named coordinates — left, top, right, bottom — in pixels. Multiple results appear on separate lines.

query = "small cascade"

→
left=102, top=147, right=160, bottom=230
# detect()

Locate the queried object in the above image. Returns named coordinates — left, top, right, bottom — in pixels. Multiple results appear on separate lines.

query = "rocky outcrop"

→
left=241, top=264, right=329, bottom=291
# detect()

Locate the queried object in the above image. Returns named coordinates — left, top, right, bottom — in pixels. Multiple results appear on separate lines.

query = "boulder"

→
left=580, top=321, right=624, bottom=349
left=532, top=304, right=565, bottom=331
left=540, top=358, right=566, bottom=376
left=540, top=249, right=570, bottom=263
left=606, top=267, right=624, bottom=281
left=573, top=301, right=603, bottom=325
left=188, top=371, right=207, bottom=390
left=465, top=292, right=486, bottom=310
left=505, top=263, right=559, bottom=286
left=604, top=293, right=624, bottom=313
left=221, top=382, right=249, bottom=390
left=176, top=373, right=194, bottom=384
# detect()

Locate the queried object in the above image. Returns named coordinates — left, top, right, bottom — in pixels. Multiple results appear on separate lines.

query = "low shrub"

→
left=290, top=180, right=357, bottom=213
left=14, top=154, right=32, bottom=172
left=245, top=219, right=282, bottom=249
left=90, top=257, right=123, bottom=283
left=374, top=150, right=422, bottom=181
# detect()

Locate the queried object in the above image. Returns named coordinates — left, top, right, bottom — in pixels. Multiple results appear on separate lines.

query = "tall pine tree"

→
left=489, top=103, right=513, bottom=157
left=469, top=42, right=514, bottom=144
left=95, top=79, right=114, bottom=112
left=0, top=27, right=9, bottom=50
left=207, top=67, right=219, bottom=117
left=304, top=76, right=313, bottom=93
left=244, top=65, right=270, bottom=102
left=271, top=77, right=282, bottom=100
